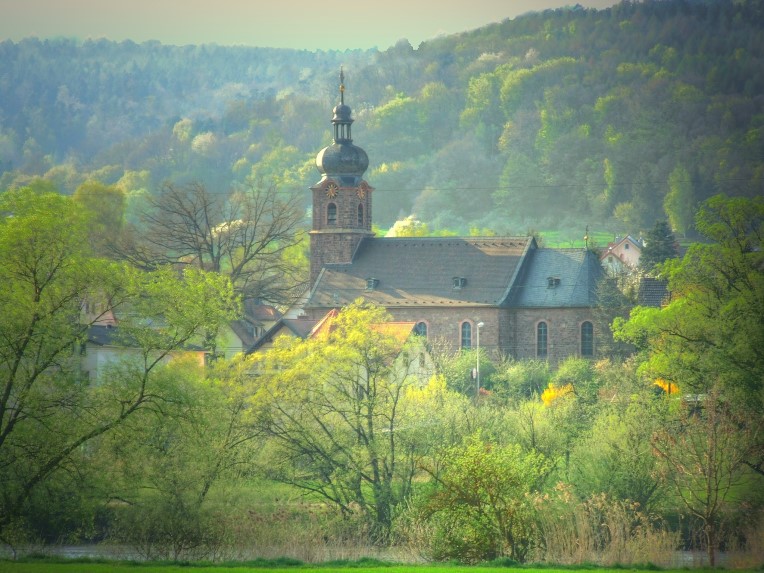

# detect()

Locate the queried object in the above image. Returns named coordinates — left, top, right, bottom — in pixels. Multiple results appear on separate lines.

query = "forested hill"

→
left=1, top=0, right=763, bottom=237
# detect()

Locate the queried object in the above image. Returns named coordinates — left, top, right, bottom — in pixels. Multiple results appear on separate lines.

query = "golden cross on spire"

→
left=339, top=66, right=345, bottom=104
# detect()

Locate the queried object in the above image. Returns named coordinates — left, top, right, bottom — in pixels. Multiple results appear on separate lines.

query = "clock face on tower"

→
left=326, top=182, right=338, bottom=198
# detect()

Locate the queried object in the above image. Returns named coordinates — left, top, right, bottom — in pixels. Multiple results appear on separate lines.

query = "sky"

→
left=0, top=0, right=620, bottom=51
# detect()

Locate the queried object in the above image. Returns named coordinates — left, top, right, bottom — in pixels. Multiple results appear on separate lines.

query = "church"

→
left=301, top=71, right=602, bottom=364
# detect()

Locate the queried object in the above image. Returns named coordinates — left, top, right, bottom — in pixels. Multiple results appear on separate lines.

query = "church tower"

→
left=309, top=69, right=374, bottom=287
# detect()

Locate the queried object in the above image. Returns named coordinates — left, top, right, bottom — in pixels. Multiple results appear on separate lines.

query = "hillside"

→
left=1, top=0, right=762, bottom=237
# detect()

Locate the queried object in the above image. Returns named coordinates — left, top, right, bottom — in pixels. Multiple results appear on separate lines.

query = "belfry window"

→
left=327, top=203, right=337, bottom=226
left=358, top=203, right=364, bottom=227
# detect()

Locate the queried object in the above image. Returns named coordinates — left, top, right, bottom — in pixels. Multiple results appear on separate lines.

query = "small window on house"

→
left=453, top=277, right=467, bottom=289
left=581, top=321, right=594, bottom=357
left=414, top=321, right=427, bottom=337
left=461, top=321, right=472, bottom=349
left=358, top=203, right=364, bottom=227
left=537, top=321, right=548, bottom=358
left=327, top=203, right=337, bottom=225
left=624, top=243, right=630, bottom=250
left=365, top=277, right=379, bottom=291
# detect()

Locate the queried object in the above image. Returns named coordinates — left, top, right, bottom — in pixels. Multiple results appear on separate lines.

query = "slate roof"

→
left=246, top=317, right=319, bottom=353
left=87, top=324, right=121, bottom=346
left=510, top=248, right=602, bottom=308
left=86, top=324, right=205, bottom=351
left=306, top=237, right=534, bottom=309
left=637, top=277, right=670, bottom=307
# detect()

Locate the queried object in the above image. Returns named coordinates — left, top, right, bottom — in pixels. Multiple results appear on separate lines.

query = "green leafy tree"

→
left=615, top=195, right=764, bottom=407
left=103, top=356, right=255, bottom=560
left=614, top=195, right=764, bottom=559
left=639, top=219, right=677, bottom=274
left=570, top=393, right=666, bottom=511
left=0, top=186, right=238, bottom=545
left=247, top=301, right=433, bottom=541
left=422, top=433, right=548, bottom=563
left=664, top=164, right=695, bottom=237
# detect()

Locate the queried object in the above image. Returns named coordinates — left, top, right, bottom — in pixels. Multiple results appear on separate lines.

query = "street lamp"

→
left=476, top=321, right=484, bottom=399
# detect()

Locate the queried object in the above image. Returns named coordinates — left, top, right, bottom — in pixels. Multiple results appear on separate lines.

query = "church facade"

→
left=303, top=72, right=601, bottom=365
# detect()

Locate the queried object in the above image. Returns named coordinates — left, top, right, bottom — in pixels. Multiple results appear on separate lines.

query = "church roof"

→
left=510, top=248, right=602, bottom=308
left=306, top=236, right=534, bottom=309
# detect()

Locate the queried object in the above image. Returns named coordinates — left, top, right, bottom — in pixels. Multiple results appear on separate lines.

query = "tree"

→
left=102, top=356, right=257, bottom=560
left=72, top=179, right=126, bottom=236
left=0, top=186, right=238, bottom=546
left=615, top=195, right=764, bottom=406
left=113, top=181, right=307, bottom=307
left=664, top=164, right=695, bottom=237
left=614, top=195, right=764, bottom=561
left=652, top=389, right=761, bottom=567
left=570, top=393, right=666, bottom=511
left=639, top=219, right=677, bottom=274
left=421, top=433, right=548, bottom=563
left=247, top=301, right=432, bottom=541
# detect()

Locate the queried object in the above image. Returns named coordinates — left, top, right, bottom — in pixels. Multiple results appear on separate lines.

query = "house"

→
left=298, top=70, right=602, bottom=366
left=216, top=300, right=282, bottom=359
left=81, top=324, right=206, bottom=382
left=600, top=235, right=643, bottom=275
left=246, top=316, right=319, bottom=353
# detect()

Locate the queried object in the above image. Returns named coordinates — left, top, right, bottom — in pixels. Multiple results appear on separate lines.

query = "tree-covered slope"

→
left=1, top=0, right=762, bottom=236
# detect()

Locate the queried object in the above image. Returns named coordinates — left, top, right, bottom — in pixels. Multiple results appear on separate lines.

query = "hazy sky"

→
left=1, top=0, right=619, bottom=51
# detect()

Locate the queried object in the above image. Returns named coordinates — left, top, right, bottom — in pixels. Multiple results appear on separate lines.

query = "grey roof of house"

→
left=510, top=248, right=602, bottom=308
left=637, top=277, right=670, bottom=307
left=246, top=317, right=319, bottom=353
left=86, top=324, right=204, bottom=351
left=306, top=236, right=534, bottom=309
left=87, top=324, right=122, bottom=346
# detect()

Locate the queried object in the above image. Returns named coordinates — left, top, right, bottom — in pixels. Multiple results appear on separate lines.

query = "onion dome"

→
left=315, top=68, right=369, bottom=187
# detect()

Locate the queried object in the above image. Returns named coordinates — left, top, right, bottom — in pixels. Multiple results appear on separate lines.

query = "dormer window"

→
left=453, top=277, right=467, bottom=290
left=547, top=276, right=561, bottom=288
left=366, top=277, right=380, bottom=291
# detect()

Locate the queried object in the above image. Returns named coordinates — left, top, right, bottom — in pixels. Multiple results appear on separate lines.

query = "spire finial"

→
left=339, top=66, right=345, bottom=105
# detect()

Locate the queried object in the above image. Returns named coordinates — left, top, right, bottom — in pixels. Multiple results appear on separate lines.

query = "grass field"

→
left=0, top=564, right=727, bottom=573
left=0, top=557, right=744, bottom=573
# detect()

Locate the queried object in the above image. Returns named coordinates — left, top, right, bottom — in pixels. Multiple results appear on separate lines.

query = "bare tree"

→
left=651, top=389, right=762, bottom=567
left=113, top=182, right=307, bottom=307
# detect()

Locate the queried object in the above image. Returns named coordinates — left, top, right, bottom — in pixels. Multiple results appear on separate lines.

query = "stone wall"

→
left=510, top=307, right=597, bottom=366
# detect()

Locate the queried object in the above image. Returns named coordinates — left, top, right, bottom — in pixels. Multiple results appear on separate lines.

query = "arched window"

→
left=358, top=203, right=364, bottom=227
left=581, top=321, right=594, bottom=357
left=414, top=321, right=427, bottom=337
left=537, top=321, right=548, bottom=358
left=327, top=203, right=337, bottom=226
left=461, top=321, right=472, bottom=350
